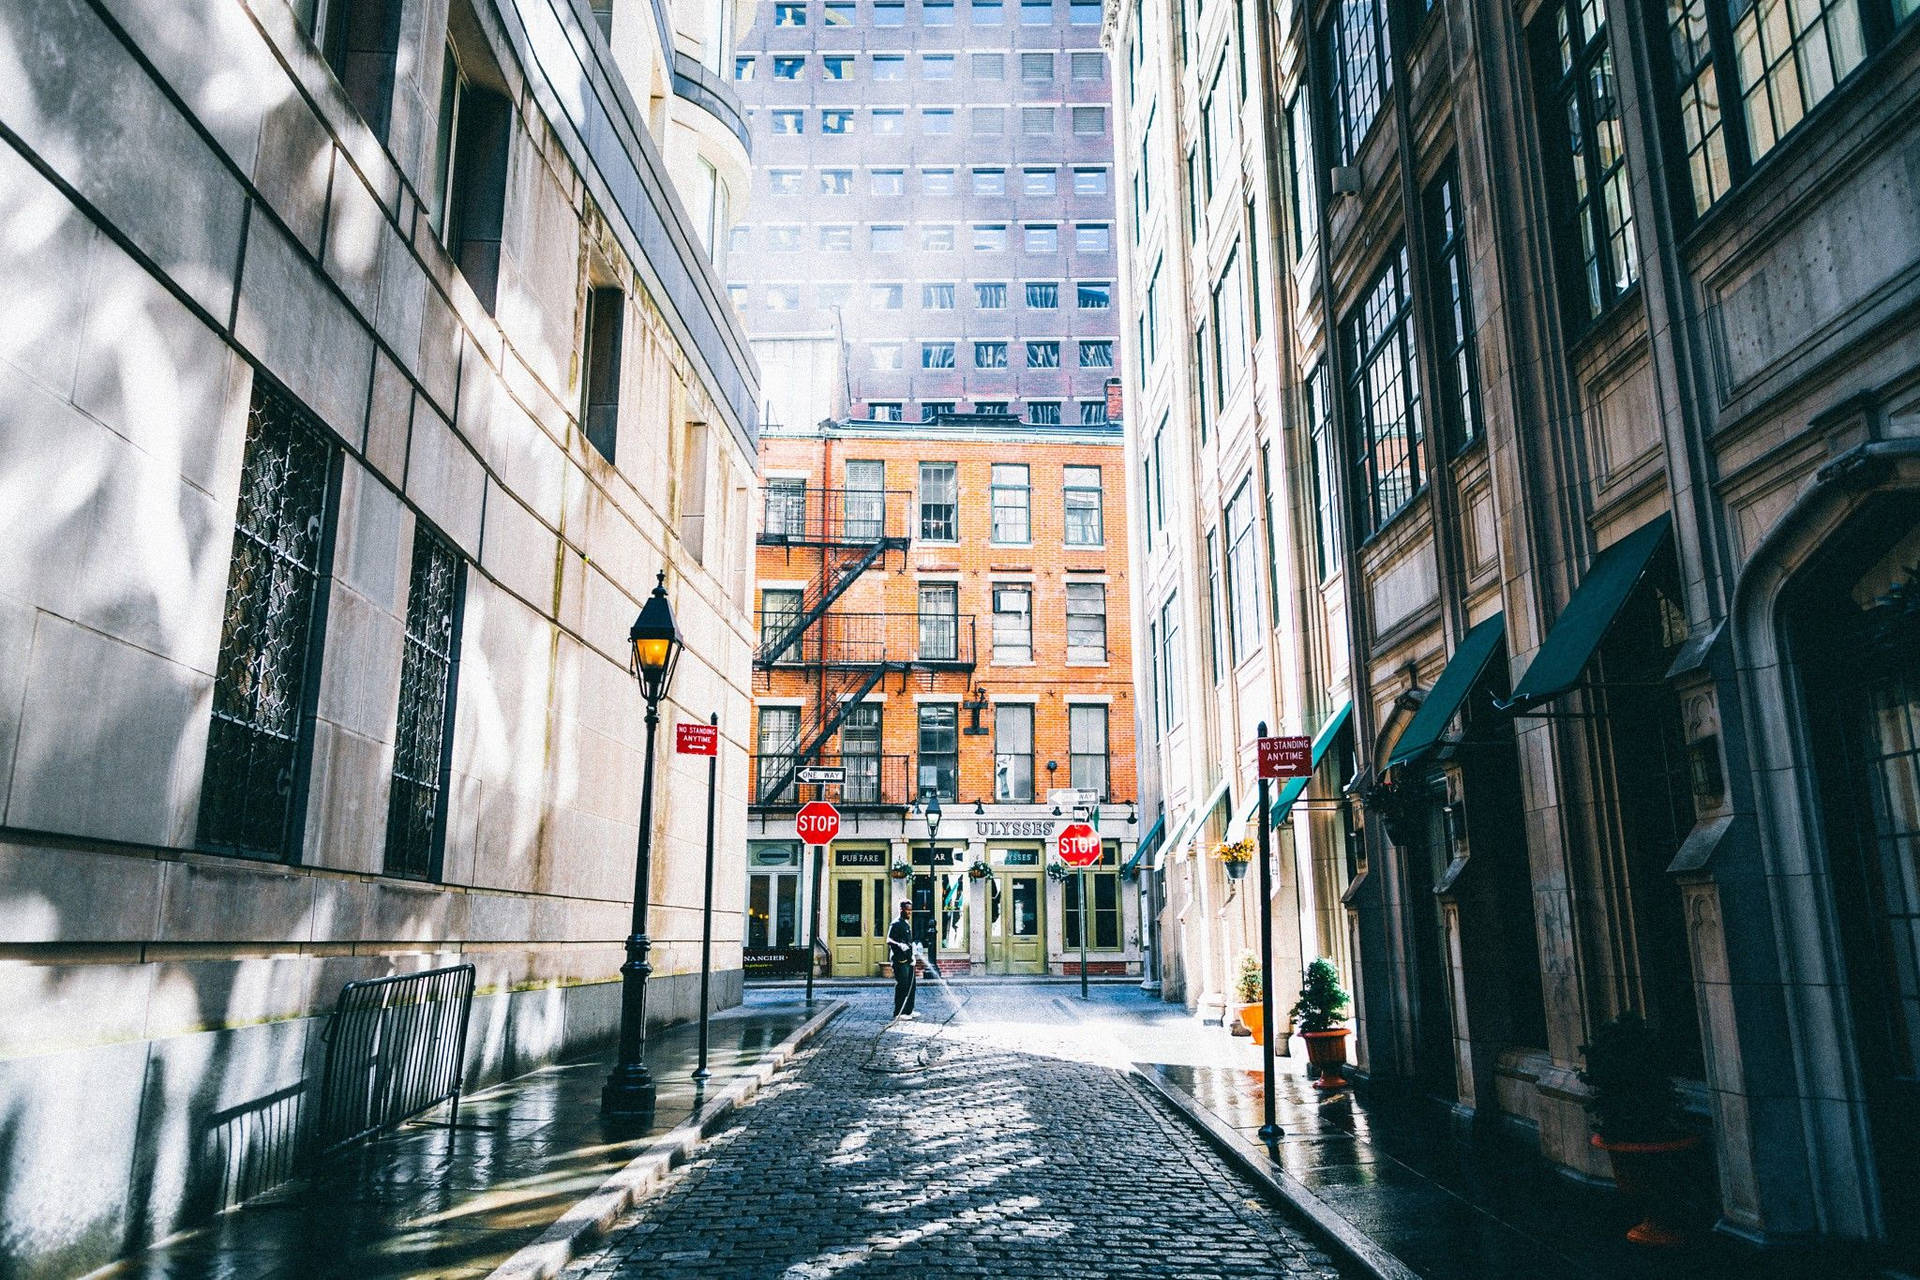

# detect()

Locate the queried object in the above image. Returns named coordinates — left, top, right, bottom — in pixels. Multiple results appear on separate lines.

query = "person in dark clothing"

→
left=888, top=901, right=916, bottom=1018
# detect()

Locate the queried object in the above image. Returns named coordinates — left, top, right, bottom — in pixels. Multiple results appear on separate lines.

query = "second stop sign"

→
left=1056, top=822, right=1101, bottom=867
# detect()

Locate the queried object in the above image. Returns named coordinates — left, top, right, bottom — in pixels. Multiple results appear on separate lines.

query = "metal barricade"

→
left=313, top=964, right=475, bottom=1156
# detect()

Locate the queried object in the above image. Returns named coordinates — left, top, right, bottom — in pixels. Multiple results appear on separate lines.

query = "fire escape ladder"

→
left=755, top=536, right=897, bottom=668
left=758, top=661, right=896, bottom=802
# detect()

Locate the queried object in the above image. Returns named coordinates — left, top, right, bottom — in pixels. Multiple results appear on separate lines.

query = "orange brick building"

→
left=743, top=414, right=1143, bottom=978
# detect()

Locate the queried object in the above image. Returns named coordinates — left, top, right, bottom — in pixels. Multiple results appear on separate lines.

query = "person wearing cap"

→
left=887, top=900, right=916, bottom=1018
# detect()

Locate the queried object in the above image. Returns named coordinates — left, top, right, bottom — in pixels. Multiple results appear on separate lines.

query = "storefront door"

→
left=985, top=871, right=1045, bottom=974
left=828, top=850, right=892, bottom=976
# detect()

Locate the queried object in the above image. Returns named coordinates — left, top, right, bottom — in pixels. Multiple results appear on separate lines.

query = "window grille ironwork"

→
left=199, top=384, right=335, bottom=861
left=1343, top=246, right=1425, bottom=536
left=384, top=531, right=462, bottom=880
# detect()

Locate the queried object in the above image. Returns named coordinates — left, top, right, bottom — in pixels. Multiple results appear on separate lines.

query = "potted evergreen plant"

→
left=1232, top=951, right=1264, bottom=1043
left=1579, top=1013, right=1702, bottom=1247
left=1290, top=958, right=1351, bottom=1090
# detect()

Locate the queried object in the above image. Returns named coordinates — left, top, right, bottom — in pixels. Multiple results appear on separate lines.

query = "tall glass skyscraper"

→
left=729, top=0, right=1122, bottom=429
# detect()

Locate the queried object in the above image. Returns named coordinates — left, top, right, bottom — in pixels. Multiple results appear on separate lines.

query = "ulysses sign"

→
left=975, top=820, right=1054, bottom=838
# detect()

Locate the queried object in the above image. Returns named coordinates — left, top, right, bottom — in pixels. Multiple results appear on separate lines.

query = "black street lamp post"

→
left=602, top=572, right=682, bottom=1122
left=923, top=794, right=943, bottom=984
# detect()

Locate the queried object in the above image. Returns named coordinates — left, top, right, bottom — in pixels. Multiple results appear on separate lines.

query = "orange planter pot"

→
left=1301, top=1028, right=1350, bottom=1089
left=1591, top=1133, right=1702, bottom=1247
left=1235, top=1003, right=1265, bottom=1044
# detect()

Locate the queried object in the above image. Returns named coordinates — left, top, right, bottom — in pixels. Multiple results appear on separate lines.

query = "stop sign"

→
left=796, top=801, right=840, bottom=845
left=1057, top=821, right=1101, bottom=867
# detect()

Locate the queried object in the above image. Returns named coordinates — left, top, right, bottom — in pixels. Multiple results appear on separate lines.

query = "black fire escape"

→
left=751, top=484, right=975, bottom=810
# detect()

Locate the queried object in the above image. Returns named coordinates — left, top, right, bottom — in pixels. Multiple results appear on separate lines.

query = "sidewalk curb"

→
left=1127, top=1065, right=1425, bottom=1280
left=483, top=1001, right=847, bottom=1280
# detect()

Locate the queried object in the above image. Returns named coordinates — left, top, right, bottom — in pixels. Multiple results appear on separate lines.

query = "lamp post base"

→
left=600, top=1064, right=658, bottom=1121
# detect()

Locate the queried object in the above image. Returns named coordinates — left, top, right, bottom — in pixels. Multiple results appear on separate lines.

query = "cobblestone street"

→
left=565, top=986, right=1353, bottom=1280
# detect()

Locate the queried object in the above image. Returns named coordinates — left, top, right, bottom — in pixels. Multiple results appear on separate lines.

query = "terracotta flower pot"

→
left=1301, top=1028, right=1350, bottom=1090
left=1591, top=1132, right=1702, bottom=1247
left=1235, top=1002, right=1266, bottom=1044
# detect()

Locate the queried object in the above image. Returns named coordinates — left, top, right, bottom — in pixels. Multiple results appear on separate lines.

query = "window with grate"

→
left=991, top=464, right=1032, bottom=542
left=841, top=703, right=882, bottom=803
left=580, top=285, right=623, bottom=462
left=1305, top=361, right=1340, bottom=580
left=1068, top=704, right=1109, bottom=798
left=384, top=530, right=463, bottom=880
left=764, top=478, right=807, bottom=537
left=757, top=706, right=800, bottom=803
left=1078, top=398, right=1109, bottom=426
left=1028, top=400, right=1063, bottom=425
left=199, top=383, right=336, bottom=861
left=1026, top=282, right=1060, bottom=309
left=1071, top=106, right=1106, bottom=135
left=1322, top=0, right=1390, bottom=166
left=1023, top=51, right=1055, bottom=79
left=1027, top=341, right=1061, bottom=368
left=1159, top=595, right=1183, bottom=728
left=973, top=51, right=1005, bottom=76
left=973, top=106, right=1007, bottom=135
left=924, top=341, right=957, bottom=368
left=1080, top=340, right=1113, bottom=368
left=1424, top=165, right=1482, bottom=452
left=1532, top=0, right=1637, bottom=327
left=1022, top=106, right=1056, bottom=134
left=976, top=341, right=1009, bottom=368
left=1066, top=583, right=1107, bottom=661
left=918, top=704, right=960, bottom=799
left=993, top=584, right=1033, bottom=661
left=1212, top=248, right=1246, bottom=402
left=976, top=281, right=1008, bottom=308
left=994, top=703, right=1034, bottom=801
left=1225, top=478, right=1259, bottom=663
left=1063, top=846, right=1121, bottom=949
left=1064, top=466, right=1103, bottom=544
left=919, top=462, right=959, bottom=540
left=760, top=587, right=803, bottom=660
left=1071, top=50, right=1104, bottom=76
left=1205, top=528, right=1225, bottom=681
left=1343, top=246, right=1424, bottom=536
left=319, top=0, right=402, bottom=141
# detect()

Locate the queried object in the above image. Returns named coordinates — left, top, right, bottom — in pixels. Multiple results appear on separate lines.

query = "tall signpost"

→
left=676, top=716, right=721, bottom=1080
left=1057, top=821, right=1102, bottom=999
left=1256, top=725, right=1313, bottom=1142
left=796, top=801, right=841, bottom=1007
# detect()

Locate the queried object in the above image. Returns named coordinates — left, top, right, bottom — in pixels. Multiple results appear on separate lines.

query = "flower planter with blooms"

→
left=1232, top=951, right=1265, bottom=1043
left=1045, top=860, right=1073, bottom=883
left=888, top=860, right=913, bottom=880
left=1213, top=838, right=1255, bottom=881
left=1580, top=1013, right=1703, bottom=1247
left=966, top=859, right=992, bottom=880
left=1290, top=958, right=1352, bottom=1090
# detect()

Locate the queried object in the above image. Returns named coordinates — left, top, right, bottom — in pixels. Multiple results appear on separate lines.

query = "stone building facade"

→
left=727, top=0, right=1124, bottom=432
left=0, top=0, right=758, bottom=1273
left=747, top=417, right=1144, bottom=979
left=1111, top=0, right=1920, bottom=1255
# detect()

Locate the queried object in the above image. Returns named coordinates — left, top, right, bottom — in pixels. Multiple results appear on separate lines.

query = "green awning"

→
left=1165, top=777, right=1232, bottom=863
left=1507, top=514, right=1671, bottom=709
left=1270, top=701, right=1353, bottom=827
left=1385, top=614, right=1507, bottom=772
left=1121, top=811, right=1166, bottom=875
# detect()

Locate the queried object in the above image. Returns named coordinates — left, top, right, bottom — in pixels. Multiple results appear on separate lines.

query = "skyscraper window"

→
left=923, top=54, right=956, bottom=78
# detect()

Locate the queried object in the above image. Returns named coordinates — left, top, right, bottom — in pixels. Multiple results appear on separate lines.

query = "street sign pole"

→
left=1078, top=866, right=1090, bottom=1000
left=694, top=713, right=720, bottom=1081
left=806, top=843, right=823, bottom=1007
left=1255, top=720, right=1282, bottom=1143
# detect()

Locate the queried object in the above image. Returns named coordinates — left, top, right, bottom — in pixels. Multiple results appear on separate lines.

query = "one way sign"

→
left=796, top=766, right=846, bottom=784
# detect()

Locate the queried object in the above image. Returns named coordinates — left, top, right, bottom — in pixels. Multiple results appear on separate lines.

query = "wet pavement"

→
left=564, top=983, right=1356, bottom=1280
left=1073, top=986, right=1896, bottom=1280
left=98, top=995, right=825, bottom=1280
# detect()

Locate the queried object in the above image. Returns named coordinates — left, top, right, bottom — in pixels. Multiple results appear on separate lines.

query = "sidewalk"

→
left=1072, top=986, right=1888, bottom=1280
left=96, top=994, right=839, bottom=1280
